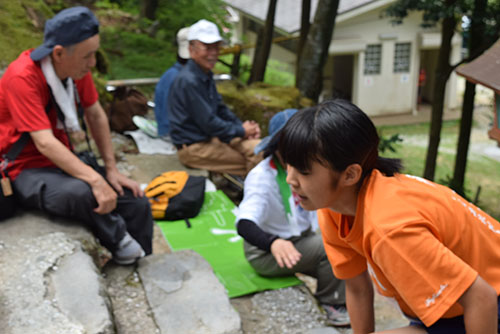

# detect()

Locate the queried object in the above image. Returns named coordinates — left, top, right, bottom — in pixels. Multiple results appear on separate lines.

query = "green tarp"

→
left=157, top=190, right=302, bottom=298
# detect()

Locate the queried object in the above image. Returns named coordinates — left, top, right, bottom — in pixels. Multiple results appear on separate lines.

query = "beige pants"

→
left=177, top=137, right=262, bottom=176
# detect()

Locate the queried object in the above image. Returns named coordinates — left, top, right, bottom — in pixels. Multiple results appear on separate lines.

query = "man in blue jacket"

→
left=168, top=19, right=261, bottom=176
left=154, top=27, right=190, bottom=138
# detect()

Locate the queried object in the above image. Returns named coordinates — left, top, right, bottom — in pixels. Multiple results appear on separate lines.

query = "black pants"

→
left=13, top=168, right=153, bottom=255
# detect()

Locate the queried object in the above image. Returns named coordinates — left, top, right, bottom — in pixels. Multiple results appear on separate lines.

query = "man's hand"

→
left=30, top=129, right=119, bottom=214
left=242, top=120, right=261, bottom=140
left=106, top=168, right=144, bottom=197
left=270, top=238, right=301, bottom=269
left=84, top=101, right=143, bottom=198
left=90, top=175, right=118, bottom=214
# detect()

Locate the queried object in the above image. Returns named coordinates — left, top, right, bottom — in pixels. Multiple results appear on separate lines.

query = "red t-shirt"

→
left=318, top=170, right=500, bottom=326
left=0, top=50, right=98, bottom=179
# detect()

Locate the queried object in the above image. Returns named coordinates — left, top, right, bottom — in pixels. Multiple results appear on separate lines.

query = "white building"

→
left=224, top=0, right=462, bottom=116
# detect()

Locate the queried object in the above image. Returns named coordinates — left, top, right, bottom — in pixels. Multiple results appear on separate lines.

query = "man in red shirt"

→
left=0, top=6, right=152, bottom=264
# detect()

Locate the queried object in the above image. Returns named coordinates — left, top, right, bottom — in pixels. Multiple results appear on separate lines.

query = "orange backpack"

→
left=145, top=171, right=205, bottom=221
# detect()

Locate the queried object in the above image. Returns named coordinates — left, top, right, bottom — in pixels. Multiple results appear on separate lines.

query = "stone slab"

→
left=137, top=250, right=241, bottom=334
left=0, top=212, right=112, bottom=334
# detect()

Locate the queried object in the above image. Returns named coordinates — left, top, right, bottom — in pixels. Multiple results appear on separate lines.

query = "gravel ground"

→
left=231, top=286, right=333, bottom=334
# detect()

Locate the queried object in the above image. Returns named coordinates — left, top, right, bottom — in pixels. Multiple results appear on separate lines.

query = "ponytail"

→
left=374, top=157, right=403, bottom=177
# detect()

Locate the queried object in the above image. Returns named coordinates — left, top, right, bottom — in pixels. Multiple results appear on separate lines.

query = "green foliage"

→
left=155, top=0, right=230, bottom=39
left=95, top=0, right=121, bottom=10
left=379, top=133, right=403, bottom=153
left=99, top=0, right=231, bottom=47
left=96, top=0, right=230, bottom=79
left=216, top=54, right=295, bottom=87
left=99, top=24, right=175, bottom=79
left=385, top=0, right=460, bottom=27
left=378, top=120, right=500, bottom=220
left=0, top=0, right=50, bottom=66
left=386, top=0, right=500, bottom=41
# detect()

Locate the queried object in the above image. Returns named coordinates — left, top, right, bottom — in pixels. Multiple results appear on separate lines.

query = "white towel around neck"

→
left=41, top=56, right=81, bottom=132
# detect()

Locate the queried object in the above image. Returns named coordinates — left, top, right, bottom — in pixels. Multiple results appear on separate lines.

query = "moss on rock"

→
left=0, top=1, right=51, bottom=67
left=217, top=80, right=313, bottom=136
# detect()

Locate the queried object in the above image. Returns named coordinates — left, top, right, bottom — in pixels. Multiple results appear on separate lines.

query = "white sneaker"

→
left=322, top=304, right=351, bottom=327
left=113, top=232, right=145, bottom=265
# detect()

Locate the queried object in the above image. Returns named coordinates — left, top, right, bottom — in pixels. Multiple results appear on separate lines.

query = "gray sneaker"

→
left=113, top=232, right=145, bottom=265
left=322, top=304, right=351, bottom=327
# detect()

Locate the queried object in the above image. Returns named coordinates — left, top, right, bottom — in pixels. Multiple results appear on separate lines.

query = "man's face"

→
left=189, top=40, right=221, bottom=72
left=57, top=34, right=100, bottom=80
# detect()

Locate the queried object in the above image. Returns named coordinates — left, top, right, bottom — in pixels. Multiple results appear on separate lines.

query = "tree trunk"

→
left=450, top=81, right=475, bottom=195
left=231, top=45, right=242, bottom=78
left=450, top=0, right=487, bottom=195
left=296, top=0, right=340, bottom=102
left=295, top=0, right=311, bottom=79
left=423, top=14, right=456, bottom=180
left=141, top=0, right=159, bottom=20
left=248, top=0, right=278, bottom=84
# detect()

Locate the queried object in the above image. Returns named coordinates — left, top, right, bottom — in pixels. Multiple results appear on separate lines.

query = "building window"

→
left=394, top=42, right=411, bottom=73
left=364, top=44, right=382, bottom=75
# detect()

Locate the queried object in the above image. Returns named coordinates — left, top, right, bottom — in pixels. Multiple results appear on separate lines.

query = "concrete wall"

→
left=231, top=3, right=462, bottom=116
left=331, top=8, right=425, bottom=115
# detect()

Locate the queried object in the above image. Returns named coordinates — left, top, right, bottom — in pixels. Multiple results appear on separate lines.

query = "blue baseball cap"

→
left=31, top=6, right=99, bottom=61
left=254, top=108, right=299, bottom=154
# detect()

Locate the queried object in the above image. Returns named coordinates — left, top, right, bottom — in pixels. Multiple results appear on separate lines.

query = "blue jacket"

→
left=168, top=60, right=245, bottom=145
left=154, top=62, right=183, bottom=136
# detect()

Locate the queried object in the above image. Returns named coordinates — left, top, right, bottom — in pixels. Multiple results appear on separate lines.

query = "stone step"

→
left=0, top=212, right=242, bottom=334
left=0, top=211, right=408, bottom=334
left=0, top=212, right=113, bottom=334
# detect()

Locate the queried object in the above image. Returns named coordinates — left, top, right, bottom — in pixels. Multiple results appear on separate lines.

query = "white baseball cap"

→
left=176, top=27, right=190, bottom=59
left=188, top=19, right=223, bottom=44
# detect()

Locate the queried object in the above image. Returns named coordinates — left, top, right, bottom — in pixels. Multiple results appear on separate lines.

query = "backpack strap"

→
left=1, top=99, right=53, bottom=174
left=47, top=84, right=92, bottom=153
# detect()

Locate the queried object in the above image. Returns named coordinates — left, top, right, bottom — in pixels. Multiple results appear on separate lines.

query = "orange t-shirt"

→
left=318, top=170, right=500, bottom=326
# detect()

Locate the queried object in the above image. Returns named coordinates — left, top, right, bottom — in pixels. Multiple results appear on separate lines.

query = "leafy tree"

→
left=450, top=0, right=500, bottom=196
left=97, top=0, right=229, bottom=79
left=105, top=0, right=229, bottom=43
left=296, top=0, right=340, bottom=102
left=387, top=0, right=499, bottom=181
left=248, top=0, right=277, bottom=84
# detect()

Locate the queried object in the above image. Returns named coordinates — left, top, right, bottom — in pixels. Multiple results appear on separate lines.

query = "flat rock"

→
left=137, top=250, right=242, bottom=334
left=0, top=212, right=112, bottom=334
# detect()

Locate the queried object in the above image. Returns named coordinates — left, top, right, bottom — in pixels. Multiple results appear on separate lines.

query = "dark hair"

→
left=177, top=54, right=188, bottom=64
left=278, top=99, right=402, bottom=183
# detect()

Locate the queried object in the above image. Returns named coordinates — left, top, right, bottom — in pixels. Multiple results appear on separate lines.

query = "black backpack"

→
left=145, top=171, right=205, bottom=223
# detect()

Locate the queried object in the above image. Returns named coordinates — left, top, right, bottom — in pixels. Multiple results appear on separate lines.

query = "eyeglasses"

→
left=192, top=42, right=221, bottom=52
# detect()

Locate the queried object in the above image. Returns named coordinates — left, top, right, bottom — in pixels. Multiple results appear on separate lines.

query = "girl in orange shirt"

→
left=278, top=99, right=500, bottom=334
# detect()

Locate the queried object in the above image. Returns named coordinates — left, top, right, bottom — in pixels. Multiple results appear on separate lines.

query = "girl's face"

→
left=286, top=160, right=342, bottom=211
